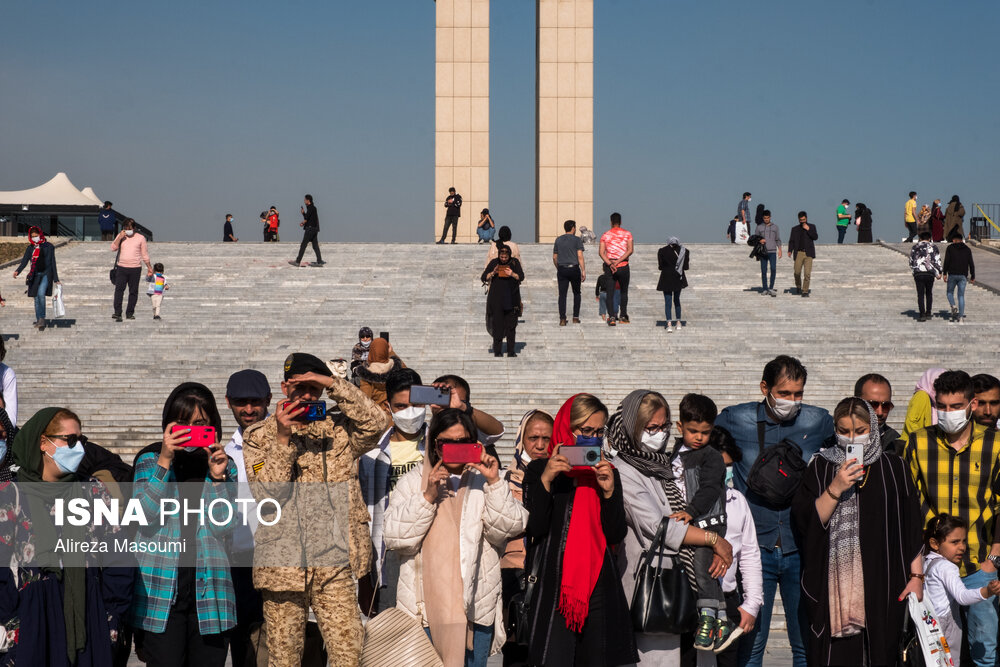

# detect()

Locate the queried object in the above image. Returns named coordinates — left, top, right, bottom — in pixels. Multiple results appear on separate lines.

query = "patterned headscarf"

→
left=667, top=237, right=687, bottom=279
left=507, top=409, right=552, bottom=489
left=607, top=389, right=673, bottom=491
left=818, top=398, right=882, bottom=638
left=26, top=225, right=46, bottom=285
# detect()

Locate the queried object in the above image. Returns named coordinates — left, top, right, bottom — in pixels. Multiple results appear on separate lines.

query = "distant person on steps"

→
left=599, top=212, right=634, bottom=326
left=290, top=194, right=324, bottom=266
left=110, top=218, right=153, bottom=322
left=13, top=226, right=60, bottom=330
left=223, top=213, right=238, bottom=242
left=438, top=187, right=462, bottom=244
left=99, top=200, right=116, bottom=241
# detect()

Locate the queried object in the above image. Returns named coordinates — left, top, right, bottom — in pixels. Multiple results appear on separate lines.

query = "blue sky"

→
left=2, top=1, right=998, bottom=243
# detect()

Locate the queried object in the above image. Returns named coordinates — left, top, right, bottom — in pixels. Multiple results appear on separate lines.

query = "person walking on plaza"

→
left=931, top=199, right=945, bottom=242
left=909, top=231, right=942, bottom=322
left=656, top=236, right=688, bottom=331
left=737, top=192, right=751, bottom=236
left=13, top=226, right=60, bottom=330
left=552, top=219, right=585, bottom=326
left=438, top=186, right=462, bottom=244
left=756, top=210, right=781, bottom=296
left=904, top=191, right=918, bottom=242
left=787, top=211, right=818, bottom=297
left=110, top=218, right=153, bottom=322
left=944, top=194, right=966, bottom=241
left=599, top=212, right=633, bottom=325
left=99, top=200, right=116, bottom=241
left=835, top=198, right=850, bottom=244
left=290, top=194, right=324, bottom=266
left=943, top=229, right=975, bottom=324
left=855, top=202, right=873, bottom=243
left=223, top=213, right=237, bottom=242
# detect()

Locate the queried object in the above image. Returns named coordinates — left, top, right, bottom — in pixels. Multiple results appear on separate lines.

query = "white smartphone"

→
left=845, top=444, right=863, bottom=466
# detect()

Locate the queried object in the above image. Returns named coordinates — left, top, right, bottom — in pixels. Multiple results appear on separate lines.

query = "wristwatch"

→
left=987, top=554, right=1000, bottom=569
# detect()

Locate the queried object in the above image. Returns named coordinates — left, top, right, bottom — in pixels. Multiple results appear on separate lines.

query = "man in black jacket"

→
left=290, top=194, right=324, bottom=266
left=787, top=211, right=818, bottom=297
left=437, top=187, right=462, bottom=244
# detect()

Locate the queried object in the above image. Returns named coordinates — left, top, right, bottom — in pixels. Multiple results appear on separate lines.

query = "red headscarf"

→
left=550, top=395, right=607, bottom=632
left=26, top=226, right=46, bottom=282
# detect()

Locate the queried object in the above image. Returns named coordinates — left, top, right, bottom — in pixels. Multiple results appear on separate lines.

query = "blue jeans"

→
left=425, top=623, right=493, bottom=667
left=34, top=274, right=49, bottom=321
left=599, top=288, right=620, bottom=317
left=759, top=252, right=776, bottom=291
left=739, top=546, right=806, bottom=667
left=947, top=274, right=968, bottom=317
left=477, top=226, right=495, bottom=242
left=962, top=568, right=999, bottom=667
left=836, top=225, right=847, bottom=243
left=663, top=290, right=681, bottom=322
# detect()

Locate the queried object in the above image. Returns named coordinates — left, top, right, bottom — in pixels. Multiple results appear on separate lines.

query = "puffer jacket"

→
left=384, top=463, right=528, bottom=655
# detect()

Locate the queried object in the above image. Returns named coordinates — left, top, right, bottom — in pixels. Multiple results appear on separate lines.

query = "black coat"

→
left=656, top=244, right=689, bottom=292
left=787, top=223, right=819, bottom=258
left=15, top=242, right=59, bottom=297
left=522, top=459, right=637, bottom=667
left=791, top=453, right=922, bottom=667
left=481, top=258, right=523, bottom=314
left=857, top=208, right=873, bottom=244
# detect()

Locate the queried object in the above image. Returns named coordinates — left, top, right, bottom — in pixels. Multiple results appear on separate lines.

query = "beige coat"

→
left=243, top=377, right=391, bottom=591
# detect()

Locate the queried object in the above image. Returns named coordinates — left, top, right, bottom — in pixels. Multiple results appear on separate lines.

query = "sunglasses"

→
left=867, top=401, right=894, bottom=411
left=46, top=433, right=88, bottom=447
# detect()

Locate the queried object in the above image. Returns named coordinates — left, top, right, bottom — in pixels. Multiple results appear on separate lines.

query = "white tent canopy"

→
left=80, top=187, right=103, bottom=205
left=0, top=173, right=101, bottom=207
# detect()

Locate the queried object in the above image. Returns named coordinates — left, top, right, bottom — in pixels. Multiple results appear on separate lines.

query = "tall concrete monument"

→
left=434, top=0, right=594, bottom=243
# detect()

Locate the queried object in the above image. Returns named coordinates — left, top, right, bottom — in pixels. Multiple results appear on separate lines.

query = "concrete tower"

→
left=434, top=0, right=490, bottom=244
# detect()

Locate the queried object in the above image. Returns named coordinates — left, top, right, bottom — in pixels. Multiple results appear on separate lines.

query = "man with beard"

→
left=224, top=369, right=271, bottom=667
left=854, top=373, right=903, bottom=454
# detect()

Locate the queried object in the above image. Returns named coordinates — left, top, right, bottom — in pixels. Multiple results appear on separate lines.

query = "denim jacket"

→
left=715, top=401, right=833, bottom=552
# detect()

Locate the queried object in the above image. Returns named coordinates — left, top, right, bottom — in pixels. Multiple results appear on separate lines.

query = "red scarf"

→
left=549, top=395, right=606, bottom=632
left=26, top=226, right=45, bottom=282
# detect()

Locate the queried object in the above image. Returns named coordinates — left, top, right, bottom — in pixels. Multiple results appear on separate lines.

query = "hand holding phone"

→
left=281, top=400, right=326, bottom=423
left=562, top=445, right=602, bottom=469
left=440, top=442, right=483, bottom=465
left=408, top=385, right=451, bottom=407
left=171, top=424, right=216, bottom=447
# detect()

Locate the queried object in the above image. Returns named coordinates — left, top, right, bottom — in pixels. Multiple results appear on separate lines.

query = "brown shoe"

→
left=559, top=319, right=567, bottom=326
left=572, top=317, right=581, bottom=324
left=618, top=317, right=630, bottom=324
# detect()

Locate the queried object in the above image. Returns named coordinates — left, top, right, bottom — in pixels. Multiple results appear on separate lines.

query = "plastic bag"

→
left=51, top=284, right=66, bottom=318
left=904, top=592, right=954, bottom=667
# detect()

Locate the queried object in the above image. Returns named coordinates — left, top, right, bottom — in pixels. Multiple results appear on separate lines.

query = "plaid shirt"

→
left=904, top=423, right=1000, bottom=575
left=129, top=452, right=238, bottom=634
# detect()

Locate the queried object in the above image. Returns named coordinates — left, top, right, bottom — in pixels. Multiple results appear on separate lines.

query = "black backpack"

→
left=746, top=421, right=807, bottom=507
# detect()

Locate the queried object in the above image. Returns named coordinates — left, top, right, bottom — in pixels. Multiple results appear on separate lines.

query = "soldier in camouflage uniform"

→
left=243, top=353, right=391, bottom=667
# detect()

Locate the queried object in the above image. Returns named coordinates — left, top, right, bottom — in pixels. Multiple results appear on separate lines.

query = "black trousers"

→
left=440, top=215, right=459, bottom=243
left=142, top=596, right=231, bottom=667
left=556, top=265, right=582, bottom=319
left=491, top=308, right=517, bottom=355
left=602, top=263, right=630, bottom=319
left=113, top=266, right=141, bottom=317
left=914, top=272, right=936, bottom=315
left=295, top=228, right=322, bottom=263
left=229, top=565, right=264, bottom=667
left=905, top=222, right=918, bottom=242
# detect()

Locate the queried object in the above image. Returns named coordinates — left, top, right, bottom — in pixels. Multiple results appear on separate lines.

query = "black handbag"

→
left=896, top=599, right=924, bottom=667
left=505, top=545, right=542, bottom=647
left=109, top=245, right=122, bottom=284
left=629, top=518, right=697, bottom=635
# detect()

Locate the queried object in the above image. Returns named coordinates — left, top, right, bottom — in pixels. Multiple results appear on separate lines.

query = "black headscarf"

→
left=133, top=382, right=222, bottom=482
left=754, top=204, right=765, bottom=226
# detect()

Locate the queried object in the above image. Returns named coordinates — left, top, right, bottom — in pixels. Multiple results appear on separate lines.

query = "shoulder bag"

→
left=629, top=518, right=697, bottom=635
left=504, top=542, right=543, bottom=647
left=109, top=244, right=122, bottom=285
left=746, top=420, right=806, bottom=508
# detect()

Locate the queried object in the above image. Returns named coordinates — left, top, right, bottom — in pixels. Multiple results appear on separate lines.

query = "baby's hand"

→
left=987, top=580, right=1000, bottom=596
left=668, top=511, right=693, bottom=524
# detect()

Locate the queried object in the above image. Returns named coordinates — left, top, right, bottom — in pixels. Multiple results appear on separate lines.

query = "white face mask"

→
left=361, top=340, right=371, bottom=349
left=767, top=393, right=802, bottom=421
left=30, top=236, right=39, bottom=243
left=392, top=406, right=426, bottom=434
left=125, top=229, right=135, bottom=237
left=938, top=406, right=971, bottom=435
left=640, top=430, right=668, bottom=453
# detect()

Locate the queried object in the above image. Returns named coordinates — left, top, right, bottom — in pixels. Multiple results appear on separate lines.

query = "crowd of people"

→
left=0, top=346, right=997, bottom=667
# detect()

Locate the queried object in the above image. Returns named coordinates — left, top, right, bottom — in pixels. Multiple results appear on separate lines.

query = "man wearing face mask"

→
left=854, top=373, right=903, bottom=454
left=904, top=370, right=1000, bottom=667
left=242, top=353, right=390, bottom=667
left=714, top=355, right=833, bottom=667
left=358, top=368, right=428, bottom=614
left=110, top=218, right=153, bottom=322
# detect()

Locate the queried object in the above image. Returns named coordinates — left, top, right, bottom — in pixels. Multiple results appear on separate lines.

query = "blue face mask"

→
left=725, top=465, right=734, bottom=489
left=575, top=434, right=604, bottom=448
left=48, top=442, right=85, bottom=474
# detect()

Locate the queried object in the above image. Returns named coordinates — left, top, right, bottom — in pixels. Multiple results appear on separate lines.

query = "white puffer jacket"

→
left=383, top=463, right=528, bottom=655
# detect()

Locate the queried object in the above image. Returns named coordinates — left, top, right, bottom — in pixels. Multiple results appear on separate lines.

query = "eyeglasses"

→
left=576, top=427, right=604, bottom=437
left=644, top=424, right=671, bottom=434
left=46, top=433, right=88, bottom=447
left=867, top=401, right=894, bottom=411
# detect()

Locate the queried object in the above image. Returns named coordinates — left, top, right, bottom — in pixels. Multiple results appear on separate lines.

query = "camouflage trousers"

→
left=262, top=566, right=362, bottom=667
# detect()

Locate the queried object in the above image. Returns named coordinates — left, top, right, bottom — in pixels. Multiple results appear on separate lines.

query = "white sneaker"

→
left=666, top=324, right=673, bottom=333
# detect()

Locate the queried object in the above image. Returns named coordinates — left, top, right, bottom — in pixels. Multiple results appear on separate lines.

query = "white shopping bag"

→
left=736, top=220, right=750, bottom=243
left=51, top=284, right=66, bottom=318
left=906, top=592, right=954, bottom=667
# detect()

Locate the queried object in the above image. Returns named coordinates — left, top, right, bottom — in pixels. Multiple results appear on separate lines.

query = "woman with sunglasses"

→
left=384, top=408, right=527, bottom=666
left=130, top=383, right=237, bottom=667
left=520, top=394, right=637, bottom=667
left=0, top=408, right=133, bottom=666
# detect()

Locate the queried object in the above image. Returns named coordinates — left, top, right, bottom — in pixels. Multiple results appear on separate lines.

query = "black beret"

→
left=283, top=353, right=333, bottom=381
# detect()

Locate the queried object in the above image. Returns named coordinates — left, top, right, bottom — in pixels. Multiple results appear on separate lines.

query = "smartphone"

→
left=408, top=385, right=451, bottom=407
left=171, top=424, right=216, bottom=447
left=845, top=444, right=863, bottom=467
left=440, top=442, right=483, bottom=465
left=562, top=445, right=602, bottom=469
left=282, top=400, right=327, bottom=422
left=379, top=331, right=389, bottom=342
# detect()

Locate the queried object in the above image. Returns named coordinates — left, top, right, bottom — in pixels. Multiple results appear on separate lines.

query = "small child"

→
left=668, top=393, right=729, bottom=651
left=146, top=262, right=170, bottom=320
left=595, top=274, right=620, bottom=322
left=923, top=513, right=1000, bottom=665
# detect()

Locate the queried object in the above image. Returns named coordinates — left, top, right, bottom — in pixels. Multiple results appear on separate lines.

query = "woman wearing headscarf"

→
left=854, top=203, right=873, bottom=244
left=792, top=398, right=923, bottom=667
left=481, top=244, right=524, bottom=358
left=477, top=209, right=496, bottom=244
left=13, top=226, right=60, bottom=330
left=930, top=199, right=945, bottom=242
left=0, top=407, right=133, bottom=666
left=901, top=367, right=947, bottom=442
left=609, top=390, right=734, bottom=666
left=356, top=337, right=405, bottom=407
left=484, top=226, right=521, bottom=268
left=944, top=195, right=966, bottom=241
left=500, top=410, right=553, bottom=666
left=521, top=394, right=637, bottom=667
left=656, top=237, right=689, bottom=333
left=130, top=383, right=238, bottom=667
left=753, top=204, right=765, bottom=228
